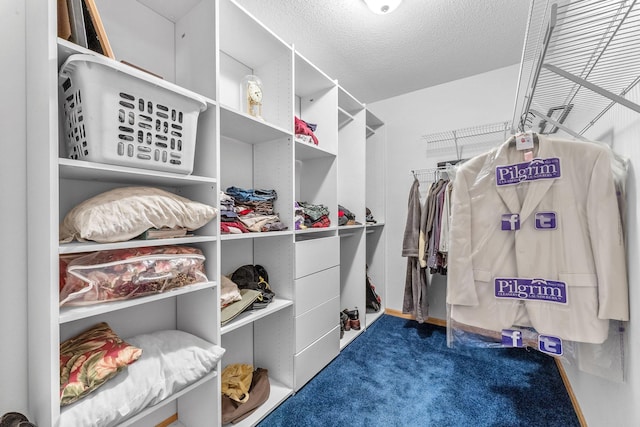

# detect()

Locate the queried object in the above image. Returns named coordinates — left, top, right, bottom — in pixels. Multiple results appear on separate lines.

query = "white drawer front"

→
left=294, top=326, right=340, bottom=390
left=295, top=236, right=340, bottom=278
left=295, top=296, right=340, bottom=353
left=295, top=266, right=340, bottom=316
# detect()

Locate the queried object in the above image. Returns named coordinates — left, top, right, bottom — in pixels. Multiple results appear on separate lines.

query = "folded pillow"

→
left=60, top=322, right=142, bottom=406
left=60, top=329, right=225, bottom=427
left=59, top=186, right=217, bottom=243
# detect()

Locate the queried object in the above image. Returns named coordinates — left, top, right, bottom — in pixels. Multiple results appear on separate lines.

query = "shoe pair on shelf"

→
left=0, top=413, right=36, bottom=427
left=341, top=307, right=360, bottom=332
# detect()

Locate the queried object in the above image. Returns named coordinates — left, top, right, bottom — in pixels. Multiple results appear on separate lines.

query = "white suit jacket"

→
left=447, top=135, right=628, bottom=344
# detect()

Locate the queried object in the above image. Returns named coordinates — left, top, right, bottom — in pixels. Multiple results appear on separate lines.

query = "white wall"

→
left=370, top=64, right=520, bottom=320
left=0, top=0, right=29, bottom=417
left=558, top=84, right=640, bottom=427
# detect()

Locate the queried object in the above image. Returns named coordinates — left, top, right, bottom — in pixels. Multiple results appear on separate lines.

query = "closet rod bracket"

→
left=543, top=64, right=640, bottom=115
left=529, top=108, right=587, bottom=142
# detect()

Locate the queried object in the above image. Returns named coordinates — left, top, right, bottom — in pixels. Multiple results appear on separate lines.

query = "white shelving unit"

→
left=365, top=109, right=387, bottom=329
left=337, top=86, right=366, bottom=347
left=218, top=1, right=295, bottom=425
left=28, top=0, right=221, bottom=425
left=26, top=0, right=384, bottom=425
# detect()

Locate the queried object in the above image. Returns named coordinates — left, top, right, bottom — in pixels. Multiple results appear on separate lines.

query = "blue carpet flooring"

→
left=258, top=314, right=580, bottom=427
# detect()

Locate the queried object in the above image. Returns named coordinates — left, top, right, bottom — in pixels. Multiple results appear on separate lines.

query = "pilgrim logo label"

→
left=538, top=335, right=563, bottom=356
left=501, top=213, right=520, bottom=231
left=494, top=278, right=567, bottom=304
left=496, top=158, right=561, bottom=186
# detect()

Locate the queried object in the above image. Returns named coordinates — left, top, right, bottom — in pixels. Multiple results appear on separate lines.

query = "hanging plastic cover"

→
left=445, top=132, right=629, bottom=382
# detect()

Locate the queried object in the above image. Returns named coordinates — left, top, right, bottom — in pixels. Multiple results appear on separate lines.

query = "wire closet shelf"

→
left=422, top=121, right=511, bottom=160
left=512, top=0, right=640, bottom=139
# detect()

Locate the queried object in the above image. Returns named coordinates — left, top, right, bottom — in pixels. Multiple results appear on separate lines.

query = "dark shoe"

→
left=343, top=307, right=361, bottom=331
left=0, top=413, right=30, bottom=427
left=340, top=311, right=350, bottom=332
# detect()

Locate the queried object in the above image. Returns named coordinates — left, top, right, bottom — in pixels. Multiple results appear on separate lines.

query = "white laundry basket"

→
left=59, top=54, right=207, bottom=174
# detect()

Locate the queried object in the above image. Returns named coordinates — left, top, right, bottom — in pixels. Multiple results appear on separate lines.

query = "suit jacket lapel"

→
left=493, top=139, right=522, bottom=214
left=492, top=135, right=558, bottom=222
left=519, top=135, right=557, bottom=223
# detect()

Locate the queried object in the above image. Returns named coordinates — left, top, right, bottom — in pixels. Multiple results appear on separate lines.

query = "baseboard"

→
left=156, top=413, right=178, bottom=427
left=385, top=308, right=586, bottom=426
left=554, top=359, right=588, bottom=427
left=385, top=308, right=446, bottom=327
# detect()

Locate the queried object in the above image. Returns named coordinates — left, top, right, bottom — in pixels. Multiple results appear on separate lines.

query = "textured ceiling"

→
left=235, top=0, right=531, bottom=104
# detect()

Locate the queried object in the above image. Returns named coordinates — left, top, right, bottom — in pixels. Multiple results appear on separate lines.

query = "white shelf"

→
left=59, top=281, right=217, bottom=324
left=295, top=226, right=338, bottom=236
left=59, top=159, right=217, bottom=186
left=338, top=86, right=364, bottom=116
left=338, top=107, right=354, bottom=129
left=365, top=110, right=384, bottom=130
left=225, top=378, right=293, bottom=427
left=365, top=310, right=385, bottom=328
left=338, top=225, right=365, bottom=238
left=221, top=298, right=293, bottom=335
left=340, top=327, right=363, bottom=350
left=295, top=51, right=335, bottom=98
left=119, top=370, right=218, bottom=427
left=219, top=0, right=291, bottom=70
left=59, top=235, right=218, bottom=254
left=221, top=230, right=293, bottom=241
left=220, top=105, right=292, bottom=143
left=295, top=140, right=336, bottom=159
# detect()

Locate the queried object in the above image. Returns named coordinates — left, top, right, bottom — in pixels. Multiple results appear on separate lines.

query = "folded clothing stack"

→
left=294, top=116, right=318, bottom=145
left=338, top=204, right=359, bottom=226
left=220, top=187, right=287, bottom=234
left=297, top=201, right=331, bottom=229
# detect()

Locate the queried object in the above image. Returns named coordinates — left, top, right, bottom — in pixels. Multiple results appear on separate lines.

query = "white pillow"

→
left=59, top=329, right=225, bottom=427
left=59, top=186, right=217, bottom=243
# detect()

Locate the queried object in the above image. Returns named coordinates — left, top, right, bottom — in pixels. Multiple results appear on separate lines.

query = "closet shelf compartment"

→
left=338, top=86, right=364, bottom=116
left=338, top=107, right=354, bottom=129
left=294, top=226, right=338, bottom=236
left=220, top=105, right=292, bottom=143
left=222, top=378, right=293, bottom=427
left=221, top=298, right=293, bottom=335
left=295, top=141, right=336, bottom=159
left=59, top=159, right=217, bottom=186
left=59, top=235, right=218, bottom=255
left=295, top=51, right=335, bottom=97
left=59, top=281, right=217, bottom=324
left=118, top=370, right=218, bottom=427
left=340, top=328, right=363, bottom=349
left=512, top=0, right=640, bottom=137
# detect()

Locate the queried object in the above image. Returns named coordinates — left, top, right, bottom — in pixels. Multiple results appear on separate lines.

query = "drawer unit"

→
left=294, top=325, right=340, bottom=390
left=295, top=265, right=339, bottom=316
left=295, top=296, right=339, bottom=353
left=295, top=236, right=339, bottom=278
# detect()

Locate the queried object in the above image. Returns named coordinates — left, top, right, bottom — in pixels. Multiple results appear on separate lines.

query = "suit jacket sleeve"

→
left=446, top=168, right=479, bottom=306
left=588, top=149, right=629, bottom=321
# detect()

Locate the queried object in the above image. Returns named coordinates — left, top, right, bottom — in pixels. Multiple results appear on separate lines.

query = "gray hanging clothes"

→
left=402, top=178, right=429, bottom=323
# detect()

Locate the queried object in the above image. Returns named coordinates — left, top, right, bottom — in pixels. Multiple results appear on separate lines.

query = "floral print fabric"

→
left=60, top=322, right=142, bottom=406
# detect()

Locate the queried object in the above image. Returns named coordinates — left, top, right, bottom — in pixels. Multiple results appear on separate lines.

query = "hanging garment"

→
left=447, top=135, right=629, bottom=344
left=402, top=178, right=429, bottom=323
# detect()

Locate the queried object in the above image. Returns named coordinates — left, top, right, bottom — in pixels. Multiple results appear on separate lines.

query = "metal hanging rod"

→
left=513, top=0, right=640, bottom=138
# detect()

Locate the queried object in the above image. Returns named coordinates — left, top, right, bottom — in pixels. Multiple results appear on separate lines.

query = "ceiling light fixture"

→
left=363, top=0, right=402, bottom=14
